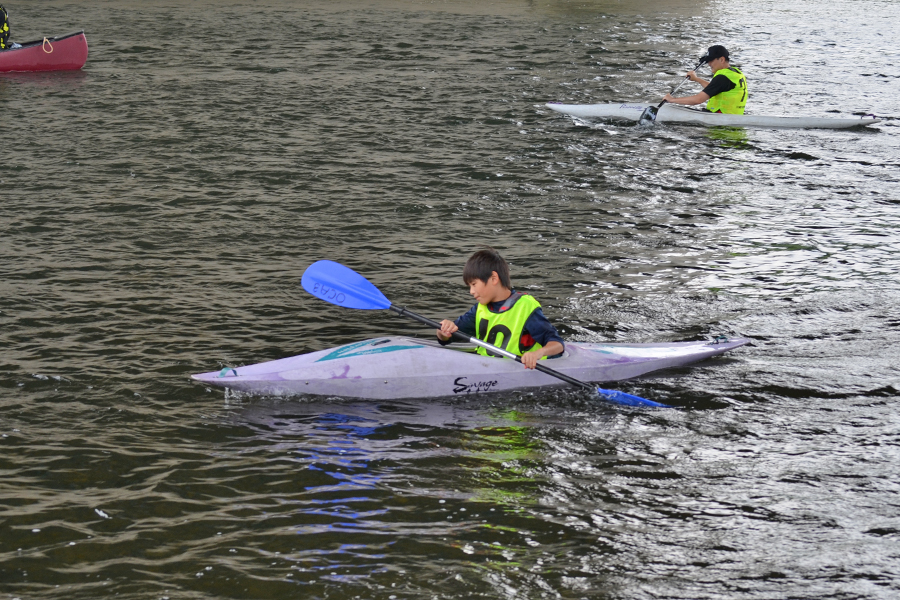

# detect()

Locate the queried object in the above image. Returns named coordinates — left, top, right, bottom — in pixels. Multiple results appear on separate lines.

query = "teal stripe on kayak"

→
left=315, top=339, right=424, bottom=362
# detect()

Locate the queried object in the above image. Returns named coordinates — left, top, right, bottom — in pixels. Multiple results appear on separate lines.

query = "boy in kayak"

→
left=436, top=248, right=565, bottom=370
left=663, top=45, right=748, bottom=114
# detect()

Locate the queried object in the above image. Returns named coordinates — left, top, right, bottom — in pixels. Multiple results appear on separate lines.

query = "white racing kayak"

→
left=546, top=102, right=881, bottom=129
left=192, top=335, right=749, bottom=400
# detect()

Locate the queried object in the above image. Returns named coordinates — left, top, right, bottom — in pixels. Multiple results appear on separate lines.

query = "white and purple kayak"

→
left=192, top=336, right=749, bottom=400
left=546, top=102, right=881, bottom=129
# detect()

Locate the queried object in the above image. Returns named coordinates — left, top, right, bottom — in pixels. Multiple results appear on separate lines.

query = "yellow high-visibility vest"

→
left=474, top=292, right=544, bottom=358
left=707, top=67, right=748, bottom=114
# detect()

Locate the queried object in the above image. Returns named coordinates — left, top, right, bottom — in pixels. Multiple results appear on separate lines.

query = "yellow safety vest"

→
left=706, top=67, right=748, bottom=115
left=474, top=292, right=543, bottom=358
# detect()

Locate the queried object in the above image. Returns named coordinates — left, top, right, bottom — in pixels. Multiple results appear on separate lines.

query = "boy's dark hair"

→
left=463, top=247, right=511, bottom=288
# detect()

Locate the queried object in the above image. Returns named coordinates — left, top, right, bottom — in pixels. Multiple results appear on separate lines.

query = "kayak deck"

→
left=192, top=336, right=750, bottom=400
left=545, top=102, right=881, bottom=129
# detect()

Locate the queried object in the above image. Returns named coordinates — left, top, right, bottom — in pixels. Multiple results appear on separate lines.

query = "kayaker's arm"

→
left=666, top=74, right=737, bottom=106
left=520, top=308, right=565, bottom=369
left=521, top=341, right=565, bottom=370
left=663, top=91, right=711, bottom=106
left=436, top=319, right=458, bottom=341
left=687, top=70, right=710, bottom=88
left=437, top=306, right=478, bottom=344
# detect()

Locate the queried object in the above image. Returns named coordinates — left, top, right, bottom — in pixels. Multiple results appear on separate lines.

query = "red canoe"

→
left=0, top=30, right=88, bottom=72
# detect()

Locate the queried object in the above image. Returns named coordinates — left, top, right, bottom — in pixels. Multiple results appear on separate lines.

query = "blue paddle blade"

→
left=597, top=387, right=670, bottom=408
left=302, top=260, right=392, bottom=310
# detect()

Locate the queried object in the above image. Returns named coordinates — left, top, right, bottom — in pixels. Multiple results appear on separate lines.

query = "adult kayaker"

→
left=436, top=248, right=565, bottom=370
left=663, top=45, right=748, bottom=114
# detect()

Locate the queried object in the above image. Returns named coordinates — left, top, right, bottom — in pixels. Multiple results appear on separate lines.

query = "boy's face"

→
left=468, top=271, right=507, bottom=305
left=707, top=56, right=727, bottom=71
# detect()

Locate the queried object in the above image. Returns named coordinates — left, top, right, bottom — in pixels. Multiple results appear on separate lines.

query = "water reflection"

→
left=229, top=398, right=544, bottom=501
left=706, top=125, right=750, bottom=148
left=0, top=69, right=87, bottom=90
left=222, top=398, right=622, bottom=595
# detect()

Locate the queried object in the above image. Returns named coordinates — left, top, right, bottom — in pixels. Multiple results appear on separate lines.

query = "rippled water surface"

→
left=2, top=0, right=899, bottom=598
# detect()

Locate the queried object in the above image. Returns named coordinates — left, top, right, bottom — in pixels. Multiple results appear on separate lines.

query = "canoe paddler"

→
left=664, top=45, right=748, bottom=114
left=0, top=5, right=9, bottom=50
left=0, top=4, right=19, bottom=50
left=436, top=247, right=565, bottom=370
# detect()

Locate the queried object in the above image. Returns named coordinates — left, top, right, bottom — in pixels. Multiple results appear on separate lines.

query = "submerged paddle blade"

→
left=638, top=105, right=658, bottom=124
left=302, top=260, right=392, bottom=310
left=597, top=387, right=670, bottom=408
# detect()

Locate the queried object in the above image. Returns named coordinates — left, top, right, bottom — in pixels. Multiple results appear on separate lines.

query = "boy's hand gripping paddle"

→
left=301, top=260, right=669, bottom=408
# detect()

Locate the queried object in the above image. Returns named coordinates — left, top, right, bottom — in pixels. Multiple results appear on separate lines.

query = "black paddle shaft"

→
left=388, top=305, right=593, bottom=391
left=656, top=59, right=707, bottom=109
left=641, top=59, right=708, bottom=123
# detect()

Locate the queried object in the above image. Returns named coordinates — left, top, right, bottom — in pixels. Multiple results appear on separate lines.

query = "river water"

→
left=2, top=0, right=899, bottom=598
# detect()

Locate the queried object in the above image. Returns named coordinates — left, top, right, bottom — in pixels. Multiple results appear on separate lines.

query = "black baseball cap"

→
left=700, top=45, right=730, bottom=63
